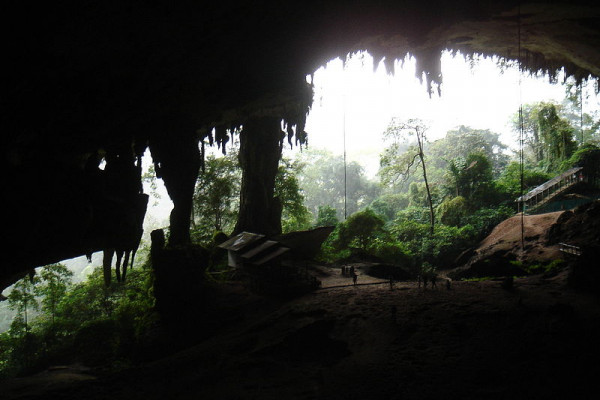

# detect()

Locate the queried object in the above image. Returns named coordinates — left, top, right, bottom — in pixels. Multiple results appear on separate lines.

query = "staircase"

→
left=516, top=167, right=584, bottom=213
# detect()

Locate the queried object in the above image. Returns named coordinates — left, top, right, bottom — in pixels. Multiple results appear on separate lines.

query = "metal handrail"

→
left=559, top=243, right=582, bottom=256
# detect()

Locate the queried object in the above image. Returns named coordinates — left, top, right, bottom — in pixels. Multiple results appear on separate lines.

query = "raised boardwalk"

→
left=516, top=167, right=584, bottom=212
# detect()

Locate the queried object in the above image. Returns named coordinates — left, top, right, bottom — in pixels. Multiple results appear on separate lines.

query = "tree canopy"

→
left=297, top=148, right=380, bottom=222
left=512, top=102, right=577, bottom=172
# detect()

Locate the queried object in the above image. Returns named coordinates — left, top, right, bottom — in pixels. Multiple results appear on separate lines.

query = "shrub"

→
left=371, top=238, right=414, bottom=266
left=315, top=205, right=339, bottom=227
left=522, top=259, right=567, bottom=275
left=437, top=196, right=468, bottom=226
left=334, top=209, right=386, bottom=251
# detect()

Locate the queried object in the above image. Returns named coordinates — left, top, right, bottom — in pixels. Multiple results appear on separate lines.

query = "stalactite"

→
left=383, top=56, right=395, bottom=75
left=286, top=123, right=294, bottom=148
left=414, top=48, right=443, bottom=97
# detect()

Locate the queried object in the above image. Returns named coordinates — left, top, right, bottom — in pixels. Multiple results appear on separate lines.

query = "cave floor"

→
left=2, top=266, right=600, bottom=400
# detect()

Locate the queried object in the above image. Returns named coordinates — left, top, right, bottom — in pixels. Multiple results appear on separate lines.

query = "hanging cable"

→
left=343, top=92, right=348, bottom=220
left=518, top=2, right=526, bottom=254
left=580, top=81, right=584, bottom=144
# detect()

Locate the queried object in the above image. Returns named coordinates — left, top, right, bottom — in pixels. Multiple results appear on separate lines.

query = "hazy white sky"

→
left=300, top=51, right=599, bottom=175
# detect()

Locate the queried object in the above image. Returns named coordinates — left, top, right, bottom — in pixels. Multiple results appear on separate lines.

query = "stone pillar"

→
left=150, top=228, right=209, bottom=326
left=234, top=116, right=283, bottom=236
left=150, top=133, right=201, bottom=246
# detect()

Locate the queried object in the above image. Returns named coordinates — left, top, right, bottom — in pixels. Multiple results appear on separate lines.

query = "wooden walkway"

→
left=516, top=167, right=583, bottom=213
left=559, top=243, right=582, bottom=256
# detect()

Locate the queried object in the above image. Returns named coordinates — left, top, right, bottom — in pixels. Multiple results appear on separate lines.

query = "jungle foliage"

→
left=318, top=99, right=599, bottom=272
left=296, top=148, right=380, bottom=221
left=0, top=262, right=156, bottom=378
left=191, top=149, right=312, bottom=244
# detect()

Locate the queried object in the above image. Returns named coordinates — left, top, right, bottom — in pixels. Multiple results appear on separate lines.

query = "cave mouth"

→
left=290, top=50, right=599, bottom=171
left=6, top=3, right=598, bottom=394
left=64, top=49, right=600, bottom=267
left=4, top=0, right=600, bottom=308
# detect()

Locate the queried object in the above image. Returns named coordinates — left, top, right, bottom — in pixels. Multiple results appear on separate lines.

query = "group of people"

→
left=341, top=265, right=358, bottom=285
left=340, top=265, right=450, bottom=289
left=418, top=271, right=452, bottom=290
left=417, top=271, right=438, bottom=289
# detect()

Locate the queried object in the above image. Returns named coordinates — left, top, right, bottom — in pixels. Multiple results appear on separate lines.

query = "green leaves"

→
left=495, top=161, right=551, bottom=200
left=513, top=102, right=578, bottom=172
left=276, top=158, right=312, bottom=233
left=1, top=259, right=156, bottom=376
left=334, top=209, right=386, bottom=251
left=36, top=264, right=73, bottom=323
left=193, top=153, right=241, bottom=242
left=315, top=205, right=339, bottom=227
left=7, top=273, right=39, bottom=336
left=298, top=148, right=380, bottom=222
left=193, top=149, right=313, bottom=240
left=566, top=143, right=600, bottom=186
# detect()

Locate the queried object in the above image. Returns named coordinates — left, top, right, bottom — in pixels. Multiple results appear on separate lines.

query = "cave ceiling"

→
left=3, top=0, right=600, bottom=290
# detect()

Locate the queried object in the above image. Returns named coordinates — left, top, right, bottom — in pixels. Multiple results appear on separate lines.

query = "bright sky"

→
left=300, top=51, right=599, bottom=176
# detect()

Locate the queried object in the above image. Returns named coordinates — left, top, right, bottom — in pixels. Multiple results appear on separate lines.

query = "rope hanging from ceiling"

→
left=580, top=81, right=584, bottom=144
left=343, top=92, right=348, bottom=221
left=518, top=1, right=526, bottom=255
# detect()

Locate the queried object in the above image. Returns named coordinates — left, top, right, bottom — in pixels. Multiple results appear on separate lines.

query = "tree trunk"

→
left=417, top=135, right=435, bottom=235
left=534, top=127, right=543, bottom=162
left=234, top=116, right=283, bottom=236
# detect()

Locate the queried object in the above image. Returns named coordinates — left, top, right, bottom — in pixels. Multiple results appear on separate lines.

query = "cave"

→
left=2, top=1, right=600, bottom=396
left=5, top=0, right=599, bottom=292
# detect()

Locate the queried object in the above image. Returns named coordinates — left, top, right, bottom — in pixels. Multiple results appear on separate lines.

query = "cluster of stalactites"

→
left=197, top=80, right=314, bottom=168
left=515, top=49, right=598, bottom=91
left=282, top=113, right=309, bottom=149
left=197, top=124, right=238, bottom=172
left=346, top=44, right=600, bottom=99
left=196, top=115, right=311, bottom=173
left=198, top=113, right=309, bottom=160
left=344, top=48, right=444, bottom=97
left=449, top=48, right=599, bottom=93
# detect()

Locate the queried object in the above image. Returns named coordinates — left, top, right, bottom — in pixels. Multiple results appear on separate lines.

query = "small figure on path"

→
left=389, top=275, right=394, bottom=291
left=419, top=262, right=438, bottom=290
left=352, top=271, right=358, bottom=286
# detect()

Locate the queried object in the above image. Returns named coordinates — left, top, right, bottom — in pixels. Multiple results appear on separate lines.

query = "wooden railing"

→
left=516, top=167, right=584, bottom=212
left=559, top=243, right=582, bottom=256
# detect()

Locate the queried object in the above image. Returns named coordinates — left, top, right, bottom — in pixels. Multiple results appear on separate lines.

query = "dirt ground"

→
left=474, top=211, right=564, bottom=262
left=2, top=263, right=600, bottom=400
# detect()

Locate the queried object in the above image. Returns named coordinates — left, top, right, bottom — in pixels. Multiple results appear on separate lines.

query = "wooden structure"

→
left=218, top=232, right=287, bottom=268
left=516, top=167, right=584, bottom=213
left=218, top=231, right=321, bottom=295
left=559, top=243, right=582, bottom=256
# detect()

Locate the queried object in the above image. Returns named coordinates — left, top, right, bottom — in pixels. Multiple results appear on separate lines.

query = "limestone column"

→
left=234, top=116, right=283, bottom=236
left=150, top=133, right=201, bottom=246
